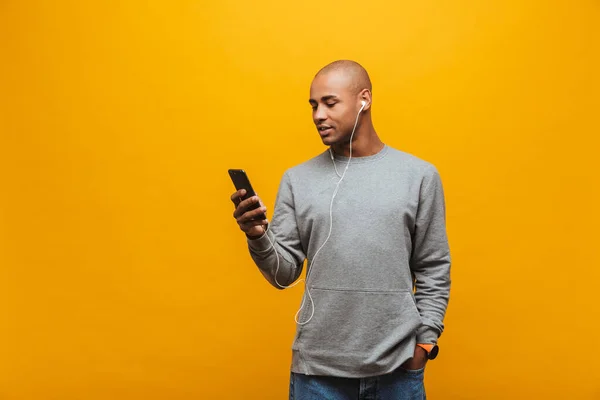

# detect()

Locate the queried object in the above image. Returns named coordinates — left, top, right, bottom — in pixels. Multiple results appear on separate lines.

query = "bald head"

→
left=314, top=60, right=372, bottom=95
left=309, top=60, right=376, bottom=150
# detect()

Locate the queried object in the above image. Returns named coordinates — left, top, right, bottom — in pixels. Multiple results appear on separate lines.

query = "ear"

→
left=359, top=88, right=372, bottom=111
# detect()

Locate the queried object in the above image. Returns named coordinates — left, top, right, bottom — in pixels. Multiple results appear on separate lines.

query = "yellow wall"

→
left=1, top=0, right=599, bottom=399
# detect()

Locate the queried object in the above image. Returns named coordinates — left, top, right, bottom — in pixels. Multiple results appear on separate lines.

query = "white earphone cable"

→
left=263, top=101, right=365, bottom=325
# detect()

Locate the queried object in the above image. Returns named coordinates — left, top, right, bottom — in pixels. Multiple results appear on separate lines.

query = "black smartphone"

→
left=228, top=169, right=267, bottom=221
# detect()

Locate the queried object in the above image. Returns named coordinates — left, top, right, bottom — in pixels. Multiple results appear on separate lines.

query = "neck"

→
left=331, top=125, right=384, bottom=157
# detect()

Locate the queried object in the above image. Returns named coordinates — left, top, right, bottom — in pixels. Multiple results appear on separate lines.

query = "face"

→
left=309, top=72, right=362, bottom=146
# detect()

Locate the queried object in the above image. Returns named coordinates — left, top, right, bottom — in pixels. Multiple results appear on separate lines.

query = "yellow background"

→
left=1, top=0, right=599, bottom=399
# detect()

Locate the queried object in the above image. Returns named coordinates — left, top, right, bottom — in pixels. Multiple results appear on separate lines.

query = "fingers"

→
left=236, top=204, right=268, bottom=225
left=233, top=195, right=262, bottom=218
left=230, top=191, right=269, bottom=235
left=240, top=219, right=269, bottom=231
left=238, top=195, right=260, bottom=211
left=230, top=189, right=246, bottom=206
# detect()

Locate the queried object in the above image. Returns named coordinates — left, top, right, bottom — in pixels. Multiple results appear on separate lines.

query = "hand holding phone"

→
left=229, top=169, right=268, bottom=238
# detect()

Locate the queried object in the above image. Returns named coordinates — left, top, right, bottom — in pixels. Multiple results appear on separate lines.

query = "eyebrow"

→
left=308, top=95, right=339, bottom=104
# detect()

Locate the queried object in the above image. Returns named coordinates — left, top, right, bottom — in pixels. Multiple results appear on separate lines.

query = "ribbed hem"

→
left=247, top=229, right=275, bottom=253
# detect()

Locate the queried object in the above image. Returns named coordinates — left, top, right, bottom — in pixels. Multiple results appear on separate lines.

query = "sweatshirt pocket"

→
left=294, top=287, right=422, bottom=374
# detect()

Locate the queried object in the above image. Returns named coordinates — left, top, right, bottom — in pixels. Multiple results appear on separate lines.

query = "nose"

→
left=313, top=104, right=327, bottom=123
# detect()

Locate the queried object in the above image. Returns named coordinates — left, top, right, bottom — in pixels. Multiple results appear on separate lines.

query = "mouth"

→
left=317, top=125, right=334, bottom=136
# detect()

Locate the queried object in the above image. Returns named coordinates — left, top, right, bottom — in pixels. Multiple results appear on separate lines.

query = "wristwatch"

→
left=416, top=344, right=439, bottom=360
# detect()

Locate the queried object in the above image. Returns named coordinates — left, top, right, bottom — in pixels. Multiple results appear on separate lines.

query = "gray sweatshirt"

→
left=247, top=144, right=451, bottom=378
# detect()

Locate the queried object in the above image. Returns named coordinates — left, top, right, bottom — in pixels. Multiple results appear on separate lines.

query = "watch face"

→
left=429, top=345, right=439, bottom=360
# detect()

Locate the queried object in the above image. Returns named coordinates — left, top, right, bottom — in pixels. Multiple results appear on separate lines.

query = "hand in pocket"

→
left=401, top=345, right=428, bottom=371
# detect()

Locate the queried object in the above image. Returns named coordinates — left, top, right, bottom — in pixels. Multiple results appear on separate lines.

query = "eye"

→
left=326, top=102, right=337, bottom=108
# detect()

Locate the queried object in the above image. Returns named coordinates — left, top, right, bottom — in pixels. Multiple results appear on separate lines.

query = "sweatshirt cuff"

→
left=247, top=229, right=275, bottom=254
left=416, top=325, right=439, bottom=344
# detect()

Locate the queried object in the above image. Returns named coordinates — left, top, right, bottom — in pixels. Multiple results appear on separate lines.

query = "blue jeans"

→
left=289, top=366, right=426, bottom=400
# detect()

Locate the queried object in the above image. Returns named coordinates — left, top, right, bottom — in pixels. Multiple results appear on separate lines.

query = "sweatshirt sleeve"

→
left=247, top=171, right=306, bottom=289
left=410, top=167, right=452, bottom=344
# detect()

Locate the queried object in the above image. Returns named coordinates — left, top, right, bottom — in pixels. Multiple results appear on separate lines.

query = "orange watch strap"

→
left=417, top=343, right=434, bottom=353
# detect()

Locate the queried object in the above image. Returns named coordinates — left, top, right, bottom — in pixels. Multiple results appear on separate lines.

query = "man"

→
left=230, top=60, right=451, bottom=400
